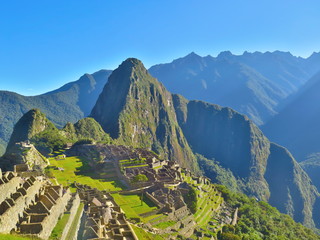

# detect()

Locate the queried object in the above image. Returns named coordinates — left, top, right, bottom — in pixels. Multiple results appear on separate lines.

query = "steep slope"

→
left=0, top=69, right=111, bottom=155
left=91, top=58, right=198, bottom=171
left=172, top=94, right=320, bottom=228
left=263, top=71, right=320, bottom=161
left=300, top=154, right=320, bottom=192
left=149, top=51, right=320, bottom=125
left=1, top=109, right=111, bottom=170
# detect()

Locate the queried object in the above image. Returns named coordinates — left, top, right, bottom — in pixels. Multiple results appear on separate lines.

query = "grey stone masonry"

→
left=0, top=176, right=44, bottom=233
left=0, top=171, right=22, bottom=204
left=19, top=185, right=71, bottom=240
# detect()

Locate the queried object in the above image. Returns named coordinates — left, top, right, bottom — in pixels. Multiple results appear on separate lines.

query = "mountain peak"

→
left=217, top=51, right=233, bottom=59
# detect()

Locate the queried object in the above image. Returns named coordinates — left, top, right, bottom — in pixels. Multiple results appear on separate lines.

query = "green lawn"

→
left=47, top=156, right=125, bottom=192
left=0, top=234, right=41, bottom=240
left=111, top=193, right=162, bottom=222
left=130, top=225, right=165, bottom=240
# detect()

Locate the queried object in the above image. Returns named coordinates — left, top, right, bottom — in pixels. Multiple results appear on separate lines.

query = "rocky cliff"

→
left=172, top=94, right=320, bottom=228
left=91, top=58, right=198, bottom=171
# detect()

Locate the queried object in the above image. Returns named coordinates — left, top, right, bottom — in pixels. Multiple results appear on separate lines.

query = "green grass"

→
left=49, top=213, right=70, bottom=240
left=153, top=221, right=176, bottom=229
left=130, top=224, right=165, bottom=240
left=111, top=193, right=161, bottom=222
left=0, top=234, right=41, bottom=240
left=47, top=156, right=124, bottom=192
left=65, top=203, right=84, bottom=240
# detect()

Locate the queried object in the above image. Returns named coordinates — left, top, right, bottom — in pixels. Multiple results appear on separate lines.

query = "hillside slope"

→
left=91, top=58, right=198, bottom=171
left=0, top=70, right=111, bottom=155
left=172, top=94, right=320, bottom=228
left=263, top=71, right=320, bottom=161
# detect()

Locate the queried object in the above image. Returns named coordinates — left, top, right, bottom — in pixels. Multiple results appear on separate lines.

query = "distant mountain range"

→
left=149, top=51, right=320, bottom=125
left=1, top=50, right=320, bottom=167
left=0, top=70, right=111, bottom=155
left=4, top=57, right=320, bottom=229
left=263, top=71, right=320, bottom=161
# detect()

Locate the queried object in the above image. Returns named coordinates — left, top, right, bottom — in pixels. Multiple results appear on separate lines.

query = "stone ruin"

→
left=75, top=183, right=138, bottom=240
left=0, top=166, right=80, bottom=240
left=123, top=159, right=182, bottom=189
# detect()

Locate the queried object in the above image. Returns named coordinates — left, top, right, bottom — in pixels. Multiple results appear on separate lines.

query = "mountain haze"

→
left=149, top=51, right=320, bottom=125
left=263, top=71, right=320, bottom=161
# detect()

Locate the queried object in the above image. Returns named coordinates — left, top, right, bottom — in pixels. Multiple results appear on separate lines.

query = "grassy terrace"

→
left=0, top=234, right=41, bottom=240
left=47, top=156, right=125, bottom=192
left=131, top=225, right=166, bottom=240
left=111, top=193, right=164, bottom=223
left=46, top=155, right=167, bottom=233
left=182, top=173, right=223, bottom=227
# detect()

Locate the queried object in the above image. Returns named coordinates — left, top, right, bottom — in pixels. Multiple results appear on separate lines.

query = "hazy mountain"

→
left=90, top=58, right=320, bottom=228
left=0, top=70, right=111, bottom=155
left=300, top=154, right=320, bottom=192
left=263, top=71, right=320, bottom=161
left=172, top=94, right=320, bottom=228
left=149, top=51, right=320, bottom=125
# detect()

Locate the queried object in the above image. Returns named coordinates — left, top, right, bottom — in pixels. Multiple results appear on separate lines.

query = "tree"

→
left=132, top=174, right=148, bottom=183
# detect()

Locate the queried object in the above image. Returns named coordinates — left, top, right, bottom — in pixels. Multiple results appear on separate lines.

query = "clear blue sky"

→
left=1, top=0, right=319, bottom=95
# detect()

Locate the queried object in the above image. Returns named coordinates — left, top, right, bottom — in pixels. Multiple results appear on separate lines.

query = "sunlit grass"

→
left=47, top=156, right=124, bottom=192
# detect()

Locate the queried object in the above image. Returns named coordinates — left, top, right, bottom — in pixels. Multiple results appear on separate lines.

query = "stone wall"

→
left=20, top=186, right=71, bottom=240
left=0, top=177, right=43, bottom=233
left=37, top=188, right=71, bottom=239
left=0, top=172, right=21, bottom=204
left=60, top=193, right=81, bottom=240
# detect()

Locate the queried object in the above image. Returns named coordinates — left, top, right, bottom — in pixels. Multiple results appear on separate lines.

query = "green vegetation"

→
left=131, top=224, right=165, bottom=240
left=111, top=193, right=161, bottom=222
left=183, top=187, right=197, bottom=214
left=216, top=185, right=320, bottom=240
left=153, top=220, right=176, bottom=229
left=32, top=128, right=68, bottom=154
left=47, top=156, right=124, bottom=192
left=0, top=70, right=111, bottom=157
left=0, top=234, right=41, bottom=240
left=65, top=203, right=84, bottom=240
left=132, top=174, right=148, bottom=183
left=90, top=58, right=199, bottom=173
left=49, top=213, right=71, bottom=240
left=197, top=154, right=241, bottom=193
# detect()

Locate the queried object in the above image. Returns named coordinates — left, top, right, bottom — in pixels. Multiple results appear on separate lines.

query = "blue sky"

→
left=1, top=0, right=320, bottom=95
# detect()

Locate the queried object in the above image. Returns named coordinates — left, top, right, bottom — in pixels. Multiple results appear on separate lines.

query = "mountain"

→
left=90, top=58, right=198, bottom=172
left=90, top=58, right=320, bottom=228
left=149, top=51, right=320, bottom=125
left=172, top=94, right=320, bottom=228
left=300, top=154, right=320, bottom=192
left=263, top=71, right=320, bottom=161
left=1, top=109, right=111, bottom=170
left=0, top=69, right=111, bottom=155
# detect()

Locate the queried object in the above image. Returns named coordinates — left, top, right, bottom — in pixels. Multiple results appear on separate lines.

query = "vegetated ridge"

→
left=0, top=70, right=111, bottom=156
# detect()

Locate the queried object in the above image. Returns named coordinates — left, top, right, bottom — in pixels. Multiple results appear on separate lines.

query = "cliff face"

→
left=265, top=143, right=320, bottom=227
left=91, top=58, right=198, bottom=171
left=172, top=94, right=320, bottom=228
